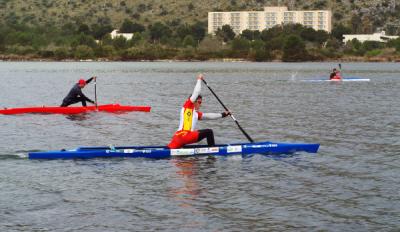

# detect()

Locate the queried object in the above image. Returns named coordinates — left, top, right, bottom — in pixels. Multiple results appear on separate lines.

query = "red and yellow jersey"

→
left=177, top=98, right=203, bottom=132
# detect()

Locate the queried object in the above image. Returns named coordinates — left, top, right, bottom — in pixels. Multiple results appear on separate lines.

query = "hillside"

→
left=1, top=0, right=399, bottom=34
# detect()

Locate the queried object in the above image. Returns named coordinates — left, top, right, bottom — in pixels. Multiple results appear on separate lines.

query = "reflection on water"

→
left=169, top=158, right=217, bottom=202
left=170, top=158, right=202, bottom=203
left=65, top=113, right=91, bottom=121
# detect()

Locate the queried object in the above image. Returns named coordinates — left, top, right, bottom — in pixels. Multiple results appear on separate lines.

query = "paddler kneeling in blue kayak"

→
left=329, top=68, right=342, bottom=80
left=168, top=74, right=231, bottom=149
left=60, top=77, right=96, bottom=107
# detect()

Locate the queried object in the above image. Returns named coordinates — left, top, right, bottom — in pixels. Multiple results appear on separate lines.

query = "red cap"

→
left=78, top=79, right=86, bottom=85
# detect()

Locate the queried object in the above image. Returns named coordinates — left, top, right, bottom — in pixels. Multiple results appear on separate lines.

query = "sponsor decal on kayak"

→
left=171, top=147, right=219, bottom=156
left=244, top=144, right=278, bottom=148
left=171, top=148, right=195, bottom=156
left=227, top=145, right=242, bottom=153
left=105, top=149, right=153, bottom=154
left=194, top=147, right=219, bottom=154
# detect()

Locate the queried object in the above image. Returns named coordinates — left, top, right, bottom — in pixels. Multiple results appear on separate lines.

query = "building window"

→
left=317, top=12, right=325, bottom=30
left=248, top=12, right=259, bottom=30
left=230, top=12, right=241, bottom=33
left=265, top=12, right=277, bottom=29
left=303, top=12, right=313, bottom=27
left=284, top=12, right=295, bottom=23
left=303, top=12, right=313, bottom=20
left=212, top=13, right=223, bottom=31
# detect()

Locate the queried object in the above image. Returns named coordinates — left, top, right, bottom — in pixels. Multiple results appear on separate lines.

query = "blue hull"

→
left=301, top=77, right=370, bottom=82
left=28, top=141, right=320, bottom=159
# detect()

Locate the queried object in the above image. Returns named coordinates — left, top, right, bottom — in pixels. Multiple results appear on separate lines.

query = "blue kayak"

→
left=28, top=141, right=320, bottom=159
left=301, top=77, right=370, bottom=82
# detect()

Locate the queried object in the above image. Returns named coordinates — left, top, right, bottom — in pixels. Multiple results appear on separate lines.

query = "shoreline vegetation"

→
left=1, top=54, right=399, bottom=62
left=1, top=21, right=400, bottom=62
left=1, top=56, right=400, bottom=62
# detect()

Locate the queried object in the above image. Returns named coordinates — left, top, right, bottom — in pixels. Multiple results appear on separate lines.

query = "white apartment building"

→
left=343, top=31, right=399, bottom=43
left=208, top=6, right=332, bottom=35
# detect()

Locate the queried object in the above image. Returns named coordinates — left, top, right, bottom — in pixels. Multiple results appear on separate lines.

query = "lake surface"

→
left=0, top=62, right=399, bottom=231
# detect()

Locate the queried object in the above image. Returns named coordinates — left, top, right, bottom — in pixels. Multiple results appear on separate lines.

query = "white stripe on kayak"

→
left=171, top=147, right=220, bottom=156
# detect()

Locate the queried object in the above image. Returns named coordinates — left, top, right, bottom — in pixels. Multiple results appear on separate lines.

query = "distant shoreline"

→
left=0, top=55, right=399, bottom=62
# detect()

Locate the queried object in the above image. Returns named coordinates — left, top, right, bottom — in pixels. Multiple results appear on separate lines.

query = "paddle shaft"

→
left=94, top=77, right=98, bottom=109
left=338, top=63, right=343, bottom=78
left=201, top=79, right=254, bottom=143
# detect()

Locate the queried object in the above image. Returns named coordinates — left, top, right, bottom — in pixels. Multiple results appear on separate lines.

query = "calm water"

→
left=0, top=62, right=399, bottom=231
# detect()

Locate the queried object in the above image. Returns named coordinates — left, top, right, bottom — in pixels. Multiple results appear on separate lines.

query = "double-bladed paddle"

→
left=202, top=79, right=254, bottom=143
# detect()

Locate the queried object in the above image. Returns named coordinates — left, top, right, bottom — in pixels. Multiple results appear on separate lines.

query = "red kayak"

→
left=0, top=104, right=151, bottom=115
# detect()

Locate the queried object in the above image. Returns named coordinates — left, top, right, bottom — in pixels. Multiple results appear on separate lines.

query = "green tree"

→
left=120, top=19, right=145, bottom=33
left=248, top=48, right=273, bottom=61
left=282, top=35, right=308, bottom=61
left=350, top=14, right=362, bottom=33
left=191, top=22, right=206, bottom=42
left=344, top=38, right=363, bottom=55
left=78, top=24, right=90, bottom=35
left=182, top=35, right=196, bottom=47
left=361, top=16, right=373, bottom=34
left=231, top=37, right=250, bottom=55
left=0, top=31, right=5, bottom=51
left=148, top=22, right=171, bottom=43
left=387, top=38, right=400, bottom=52
left=216, top=25, right=235, bottom=42
left=260, top=26, right=283, bottom=42
left=325, top=38, right=342, bottom=50
left=61, top=23, right=78, bottom=36
left=175, top=22, right=205, bottom=43
left=91, top=23, right=113, bottom=39
left=101, top=34, right=113, bottom=46
left=176, top=24, right=191, bottom=40
left=314, top=30, right=329, bottom=45
left=314, top=0, right=327, bottom=8
left=112, top=36, right=128, bottom=50
left=333, top=12, right=343, bottom=20
left=95, top=45, right=115, bottom=58
left=249, top=39, right=272, bottom=60
left=198, top=35, right=223, bottom=54
left=74, top=45, right=94, bottom=59
left=241, top=29, right=260, bottom=41
left=331, top=24, right=352, bottom=41
left=126, top=33, right=144, bottom=47
left=362, top=41, right=383, bottom=51
left=138, top=4, right=147, bottom=13
left=188, top=3, right=194, bottom=11
left=73, top=33, right=97, bottom=48
left=54, top=47, right=70, bottom=60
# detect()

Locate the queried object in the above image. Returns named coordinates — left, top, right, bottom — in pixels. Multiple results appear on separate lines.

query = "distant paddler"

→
left=60, top=77, right=96, bottom=107
left=167, top=74, right=231, bottom=149
left=329, top=68, right=342, bottom=80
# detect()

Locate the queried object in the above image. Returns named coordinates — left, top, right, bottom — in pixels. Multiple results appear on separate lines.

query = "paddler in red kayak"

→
left=167, top=74, right=231, bottom=149
left=329, top=68, right=342, bottom=80
left=60, top=77, right=96, bottom=107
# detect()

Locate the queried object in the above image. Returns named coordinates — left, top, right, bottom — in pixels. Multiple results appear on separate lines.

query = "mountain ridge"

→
left=1, top=0, right=399, bottom=35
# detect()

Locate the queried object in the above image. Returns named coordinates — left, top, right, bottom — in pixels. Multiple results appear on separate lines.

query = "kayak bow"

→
left=0, top=104, right=151, bottom=115
left=29, top=141, right=320, bottom=159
